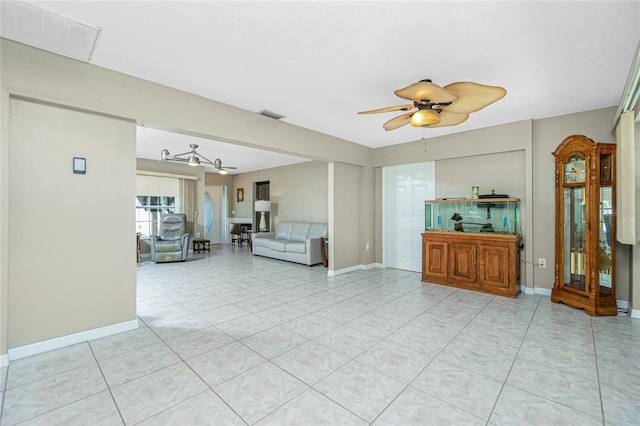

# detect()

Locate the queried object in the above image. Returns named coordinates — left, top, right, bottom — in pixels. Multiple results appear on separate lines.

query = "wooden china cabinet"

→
left=551, top=134, right=617, bottom=316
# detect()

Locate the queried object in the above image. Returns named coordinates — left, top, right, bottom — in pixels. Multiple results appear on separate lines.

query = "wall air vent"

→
left=258, top=110, right=285, bottom=120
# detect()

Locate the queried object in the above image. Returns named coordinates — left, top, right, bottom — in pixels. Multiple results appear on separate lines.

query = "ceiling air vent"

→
left=258, top=110, right=285, bottom=120
left=1, top=0, right=101, bottom=62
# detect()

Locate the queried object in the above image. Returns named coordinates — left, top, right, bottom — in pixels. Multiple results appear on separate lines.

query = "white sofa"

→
left=252, top=221, right=328, bottom=266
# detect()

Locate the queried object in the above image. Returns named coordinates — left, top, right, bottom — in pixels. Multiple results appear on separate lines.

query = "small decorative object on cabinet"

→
left=422, top=198, right=521, bottom=298
left=551, top=135, right=616, bottom=316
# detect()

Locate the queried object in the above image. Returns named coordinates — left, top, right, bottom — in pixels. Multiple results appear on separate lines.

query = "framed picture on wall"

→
left=237, top=188, right=244, bottom=203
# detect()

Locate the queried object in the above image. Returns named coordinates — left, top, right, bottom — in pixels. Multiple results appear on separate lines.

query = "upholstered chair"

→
left=150, top=214, right=190, bottom=262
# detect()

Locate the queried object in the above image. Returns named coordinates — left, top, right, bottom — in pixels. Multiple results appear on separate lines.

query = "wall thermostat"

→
left=73, top=157, right=86, bottom=174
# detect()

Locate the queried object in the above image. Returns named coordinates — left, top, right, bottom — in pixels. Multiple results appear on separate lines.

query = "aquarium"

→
left=425, top=198, right=520, bottom=235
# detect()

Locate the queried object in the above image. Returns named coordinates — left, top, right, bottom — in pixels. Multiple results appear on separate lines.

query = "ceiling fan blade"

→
left=222, top=166, right=237, bottom=170
left=440, top=82, right=506, bottom=114
left=429, top=111, right=470, bottom=128
left=383, top=112, right=413, bottom=131
left=394, top=81, right=458, bottom=103
left=358, top=104, right=414, bottom=114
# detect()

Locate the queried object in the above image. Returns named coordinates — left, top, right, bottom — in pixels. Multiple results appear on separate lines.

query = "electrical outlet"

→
left=365, top=243, right=370, bottom=250
left=538, top=258, right=547, bottom=268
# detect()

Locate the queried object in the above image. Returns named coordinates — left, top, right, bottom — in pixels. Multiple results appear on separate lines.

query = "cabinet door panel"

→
left=424, top=240, right=448, bottom=281
left=449, top=242, right=477, bottom=282
left=479, top=244, right=510, bottom=288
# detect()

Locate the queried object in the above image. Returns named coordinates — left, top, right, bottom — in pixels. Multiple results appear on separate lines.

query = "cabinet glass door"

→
left=599, top=186, right=613, bottom=294
left=563, top=186, right=586, bottom=292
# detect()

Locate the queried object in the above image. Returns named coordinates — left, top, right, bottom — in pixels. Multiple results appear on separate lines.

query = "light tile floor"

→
left=1, top=245, right=639, bottom=425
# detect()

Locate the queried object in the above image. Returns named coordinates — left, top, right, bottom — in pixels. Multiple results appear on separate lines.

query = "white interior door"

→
left=383, top=162, right=435, bottom=271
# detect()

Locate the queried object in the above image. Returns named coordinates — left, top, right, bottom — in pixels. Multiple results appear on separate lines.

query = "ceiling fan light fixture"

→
left=410, top=109, right=441, bottom=127
left=218, top=169, right=228, bottom=175
left=360, top=79, right=505, bottom=131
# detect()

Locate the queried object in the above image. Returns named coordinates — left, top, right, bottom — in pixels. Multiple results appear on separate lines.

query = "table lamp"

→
left=255, top=200, right=271, bottom=232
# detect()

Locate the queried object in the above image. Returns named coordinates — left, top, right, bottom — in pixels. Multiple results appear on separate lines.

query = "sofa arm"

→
left=150, top=235, right=159, bottom=260
left=181, top=234, right=190, bottom=260
left=305, top=237, right=323, bottom=266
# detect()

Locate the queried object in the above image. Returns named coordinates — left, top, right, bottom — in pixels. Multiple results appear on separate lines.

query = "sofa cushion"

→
left=275, top=222, right=293, bottom=240
left=155, top=240, right=183, bottom=252
left=285, top=241, right=306, bottom=254
left=267, top=239, right=288, bottom=252
left=289, top=223, right=311, bottom=242
left=253, top=237, right=271, bottom=248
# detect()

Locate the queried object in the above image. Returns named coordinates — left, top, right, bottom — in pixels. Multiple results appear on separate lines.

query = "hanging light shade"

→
left=187, top=155, right=200, bottom=166
left=410, top=109, right=441, bottom=127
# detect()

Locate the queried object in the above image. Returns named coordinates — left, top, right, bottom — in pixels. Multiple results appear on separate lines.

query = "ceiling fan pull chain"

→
left=423, top=127, right=427, bottom=154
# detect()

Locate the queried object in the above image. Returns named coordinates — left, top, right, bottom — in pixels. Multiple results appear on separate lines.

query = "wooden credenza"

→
left=422, top=231, right=521, bottom=298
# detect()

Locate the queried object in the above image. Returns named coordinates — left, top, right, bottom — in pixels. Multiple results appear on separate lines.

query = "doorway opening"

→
left=205, top=184, right=228, bottom=244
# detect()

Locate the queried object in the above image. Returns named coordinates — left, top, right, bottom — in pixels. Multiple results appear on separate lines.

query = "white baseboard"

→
left=328, top=264, right=362, bottom=277
left=328, top=263, right=379, bottom=277
left=523, top=286, right=551, bottom=296
left=7, top=319, right=139, bottom=362
left=631, top=308, right=640, bottom=319
left=0, top=353, right=9, bottom=368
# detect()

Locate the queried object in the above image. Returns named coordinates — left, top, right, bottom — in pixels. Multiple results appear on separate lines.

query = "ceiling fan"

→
left=160, top=144, right=237, bottom=174
left=358, top=79, right=506, bottom=131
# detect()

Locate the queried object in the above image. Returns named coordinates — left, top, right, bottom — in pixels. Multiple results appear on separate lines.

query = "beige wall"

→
left=330, top=162, right=363, bottom=271
left=8, top=98, right=137, bottom=348
left=435, top=151, right=525, bottom=200
left=373, top=121, right=533, bottom=166
left=0, top=40, right=370, bottom=354
left=230, top=161, right=328, bottom=228
left=1, top=38, right=637, bottom=356
left=360, top=165, right=376, bottom=266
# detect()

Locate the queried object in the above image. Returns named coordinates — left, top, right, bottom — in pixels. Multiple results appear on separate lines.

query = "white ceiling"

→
left=13, top=1, right=640, bottom=173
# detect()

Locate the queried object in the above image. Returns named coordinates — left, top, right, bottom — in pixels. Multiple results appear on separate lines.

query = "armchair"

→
left=150, top=214, right=190, bottom=262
